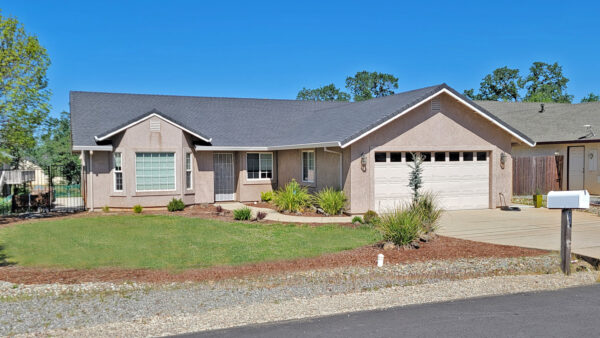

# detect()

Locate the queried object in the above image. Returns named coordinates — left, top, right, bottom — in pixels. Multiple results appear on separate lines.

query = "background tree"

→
left=463, top=66, right=521, bottom=101
left=345, top=71, right=399, bottom=101
left=296, top=83, right=350, bottom=101
left=29, top=112, right=80, bottom=184
left=581, top=93, right=600, bottom=103
left=0, top=12, right=51, bottom=167
left=520, top=62, right=573, bottom=103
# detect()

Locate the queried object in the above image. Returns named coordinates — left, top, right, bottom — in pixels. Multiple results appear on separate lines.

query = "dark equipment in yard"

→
left=498, top=193, right=520, bottom=211
left=547, top=190, right=590, bottom=275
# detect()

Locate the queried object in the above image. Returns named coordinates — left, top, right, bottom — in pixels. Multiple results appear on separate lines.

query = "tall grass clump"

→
left=378, top=207, right=421, bottom=246
left=272, top=179, right=312, bottom=212
left=314, top=187, right=347, bottom=215
left=412, top=192, right=442, bottom=234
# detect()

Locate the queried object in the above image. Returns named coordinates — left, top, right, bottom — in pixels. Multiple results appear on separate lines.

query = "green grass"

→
left=0, top=215, right=380, bottom=270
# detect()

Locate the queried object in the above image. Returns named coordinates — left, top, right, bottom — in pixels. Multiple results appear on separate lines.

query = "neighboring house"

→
left=70, top=84, right=534, bottom=213
left=477, top=101, right=600, bottom=194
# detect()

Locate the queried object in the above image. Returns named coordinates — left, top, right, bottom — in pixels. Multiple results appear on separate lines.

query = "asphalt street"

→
left=176, top=284, right=600, bottom=338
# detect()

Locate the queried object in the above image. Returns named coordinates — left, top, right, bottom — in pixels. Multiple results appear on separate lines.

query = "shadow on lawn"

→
left=0, top=245, right=15, bottom=266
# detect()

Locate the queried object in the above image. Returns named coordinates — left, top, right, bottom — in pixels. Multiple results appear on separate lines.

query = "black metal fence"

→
left=0, top=165, right=84, bottom=215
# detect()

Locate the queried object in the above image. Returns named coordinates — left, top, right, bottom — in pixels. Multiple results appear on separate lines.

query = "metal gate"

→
left=214, top=153, right=235, bottom=201
left=0, top=165, right=85, bottom=215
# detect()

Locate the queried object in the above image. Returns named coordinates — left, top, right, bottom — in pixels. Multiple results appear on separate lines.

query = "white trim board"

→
left=95, top=113, right=212, bottom=143
left=72, top=145, right=113, bottom=151
left=340, top=88, right=536, bottom=149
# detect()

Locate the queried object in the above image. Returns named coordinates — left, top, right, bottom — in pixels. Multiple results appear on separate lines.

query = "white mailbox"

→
left=547, top=190, right=590, bottom=209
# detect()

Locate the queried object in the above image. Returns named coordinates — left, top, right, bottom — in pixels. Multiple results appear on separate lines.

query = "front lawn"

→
left=0, top=215, right=380, bottom=270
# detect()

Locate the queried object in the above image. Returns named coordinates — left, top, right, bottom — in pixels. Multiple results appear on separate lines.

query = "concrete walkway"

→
left=438, top=207, right=600, bottom=259
left=215, top=202, right=354, bottom=224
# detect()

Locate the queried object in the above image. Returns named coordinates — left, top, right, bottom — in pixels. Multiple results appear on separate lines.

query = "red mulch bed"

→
left=244, top=202, right=345, bottom=217
left=0, top=236, right=549, bottom=285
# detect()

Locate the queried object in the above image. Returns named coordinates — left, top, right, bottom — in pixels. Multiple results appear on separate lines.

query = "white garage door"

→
left=374, top=151, right=489, bottom=212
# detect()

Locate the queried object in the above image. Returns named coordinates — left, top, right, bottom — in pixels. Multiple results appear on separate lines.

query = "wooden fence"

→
left=513, top=155, right=563, bottom=195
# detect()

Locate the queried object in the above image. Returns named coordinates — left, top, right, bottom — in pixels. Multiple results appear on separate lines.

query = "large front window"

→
left=247, top=153, right=272, bottom=179
left=135, top=153, right=176, bottom=191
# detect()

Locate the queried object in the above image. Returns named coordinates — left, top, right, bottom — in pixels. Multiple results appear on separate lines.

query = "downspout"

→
left=324, top=147, right=343, bottom=190
left=89, top=150, right=94, bottom=212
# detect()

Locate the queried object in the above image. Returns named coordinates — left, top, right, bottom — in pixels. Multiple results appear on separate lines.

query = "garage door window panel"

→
left=463, top=152, right=474, bottom=161
left=477, top=152, right=487, bottom=161
left=390, top=152, right=402, bottom=162
left=434, top=152, right=446, bottom=162
left=449, top=152, right=460, bottom=162
left=374, top=152, right=387, bottom=163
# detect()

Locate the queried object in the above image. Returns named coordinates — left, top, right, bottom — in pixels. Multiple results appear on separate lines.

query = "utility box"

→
left=547, top=190, right=590, bottom=209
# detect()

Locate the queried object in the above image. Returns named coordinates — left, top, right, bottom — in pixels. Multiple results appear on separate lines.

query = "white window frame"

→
left=246, top=152, right=273, bottom=180
left=113, top=152, right=123, bottom=192
left=302, top=150, right=316, bottom=183
left=134, top=152, right=177, bottom=192
left=185, top=152, right=193, bottom=190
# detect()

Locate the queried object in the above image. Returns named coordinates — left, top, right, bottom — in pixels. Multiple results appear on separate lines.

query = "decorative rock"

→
left=353, top=221, right=362, bottom=226
left=383, top=242, right=396, bottom=250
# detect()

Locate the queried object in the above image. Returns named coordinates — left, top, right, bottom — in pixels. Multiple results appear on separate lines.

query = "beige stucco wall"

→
left=277, top=148, right=344, bottom=192
left=512, top=142, right=600, bottom=194
left=85, top=116, right=200, bottom=209
left=347, top=92, right=517, bottom=213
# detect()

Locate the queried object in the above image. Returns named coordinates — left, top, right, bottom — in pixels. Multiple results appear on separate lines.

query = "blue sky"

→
left=3, top=1, right=600, bottom=116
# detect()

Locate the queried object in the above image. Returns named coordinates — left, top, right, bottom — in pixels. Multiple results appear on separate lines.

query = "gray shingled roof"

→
left=475, top=100, right=600, bottom=143
left=70, top=83, right=533, bottom=148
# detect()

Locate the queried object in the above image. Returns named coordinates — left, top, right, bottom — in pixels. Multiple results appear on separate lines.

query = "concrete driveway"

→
left=438, top=207, right=600, bottom=260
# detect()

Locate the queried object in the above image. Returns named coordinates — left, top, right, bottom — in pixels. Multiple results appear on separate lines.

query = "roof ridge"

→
left=69, top=90, right=349, bottom=105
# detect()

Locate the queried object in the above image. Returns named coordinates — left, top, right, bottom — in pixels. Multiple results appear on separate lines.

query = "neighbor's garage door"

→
left=374, top=151, right=489, bottom=212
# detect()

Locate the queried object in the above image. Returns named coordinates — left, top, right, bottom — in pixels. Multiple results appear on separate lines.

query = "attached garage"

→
left=374, top=151, right=490, bottom=212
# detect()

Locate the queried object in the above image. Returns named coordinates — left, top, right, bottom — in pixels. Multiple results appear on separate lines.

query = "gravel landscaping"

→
left=1, top=254, right=597, bottom=337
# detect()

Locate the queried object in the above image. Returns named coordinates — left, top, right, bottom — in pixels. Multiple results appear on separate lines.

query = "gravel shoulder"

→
left=2, top=254, right=597, bottom=337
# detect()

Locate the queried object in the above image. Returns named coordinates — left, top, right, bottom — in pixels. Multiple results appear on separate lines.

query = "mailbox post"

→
left=547, top=190, right=590, bottom=275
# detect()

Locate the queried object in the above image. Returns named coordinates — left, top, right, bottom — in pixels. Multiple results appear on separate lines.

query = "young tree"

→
left=296, top=83, right=350, bottom=101
left=463, top=66, right=521, bottom=101
left=30, top=112, right=80, bottom=184
left=581, top=93, right=600, bottom=103
left=345, top=71, right=399, bottom=101
left=520, top=62, right=573, bottom=103
left=407, top=153, right=423, bottom=203
left=0, top=12, right=51, bottom=166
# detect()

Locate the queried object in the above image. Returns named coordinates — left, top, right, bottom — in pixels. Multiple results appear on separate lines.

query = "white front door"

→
left=374, top=151, right=490, bottom=212
left=568, top=146, right=584, bottom=190
left=214, top=153, right=235, bottom=201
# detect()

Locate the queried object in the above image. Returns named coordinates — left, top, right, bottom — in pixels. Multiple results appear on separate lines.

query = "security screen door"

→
left=214, top=153, right=235, bottom=201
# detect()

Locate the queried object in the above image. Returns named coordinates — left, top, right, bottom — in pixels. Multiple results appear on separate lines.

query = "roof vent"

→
left=538, top=103, right=545, bottom=113
left=150, top=120, right=161, bottom=132
left=431, top=98, right=441, bottom=112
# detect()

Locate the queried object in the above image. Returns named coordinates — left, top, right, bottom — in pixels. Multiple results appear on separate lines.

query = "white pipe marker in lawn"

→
left=547, top=190, right=590, bottom=275
left=377, top=253, right=384, bottom=267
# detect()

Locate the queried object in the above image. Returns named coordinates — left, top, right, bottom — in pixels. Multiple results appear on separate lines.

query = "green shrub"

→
left=133, top=205, right=143, bottom=214
left=378, top=207, right=421, bottom=246
left=314, top=187, right=347, bottom=215
left=412, top=192, right=442, bottom=234
left=261, top=191, right=273, bottom=202
left=233, top=207, right=252, bottom=220
left=272, top=179, right=312, bottom=212
left=363, top=210, right=379, bottom=225
left=167, top=198, right=185, bottom=212
left=351, top=216, right=363, bottom=224
left=102, top=206, right=110, bottom=213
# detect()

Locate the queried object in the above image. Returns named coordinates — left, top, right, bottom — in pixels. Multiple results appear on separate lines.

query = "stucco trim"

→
left=195, top=141, right=341, bottom=151
left=72, top=145, right=113, bottom=151
left=340, top=88, right=537, bottom=149
left=95, top=113, right=212, bottom=143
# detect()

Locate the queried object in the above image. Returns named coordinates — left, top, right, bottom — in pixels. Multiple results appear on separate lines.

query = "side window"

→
left=113, top=152, right=123, bottom=192
left=185, top=153, right=192, bottom=189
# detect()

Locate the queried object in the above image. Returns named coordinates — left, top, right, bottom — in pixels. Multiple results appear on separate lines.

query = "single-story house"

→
left=476, top=101, right=600, bottom=194
left=70, top=83, right=535, bottom=213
